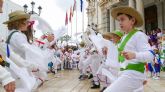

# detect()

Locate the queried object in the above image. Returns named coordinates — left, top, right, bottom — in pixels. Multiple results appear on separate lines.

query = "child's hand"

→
left=121, top=51, right=136, bottom=60
left=102, top=46, right=108, bottom=56
left=4, top=81, right=16, bottom=92
left=47, top=34, right=55, bottom=42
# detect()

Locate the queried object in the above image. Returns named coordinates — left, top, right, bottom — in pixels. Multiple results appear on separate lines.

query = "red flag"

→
left=72, top=0, right=76, bottom=17
left=73, top=0, right=76, bottom=12
left=69, top=6, right=72, bottom=22
left=65, top=11, right=68, bottom=25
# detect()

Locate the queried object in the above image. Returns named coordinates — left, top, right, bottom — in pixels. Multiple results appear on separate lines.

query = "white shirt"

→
left=71, top=53, right=80, bottom=61
left=119, top=31, right=154, bottom=68
left=0, top=65, right=15, bottom=86
left=118, top=31, right=154, bottom=80
left=8, top=30, right=29, bottom=59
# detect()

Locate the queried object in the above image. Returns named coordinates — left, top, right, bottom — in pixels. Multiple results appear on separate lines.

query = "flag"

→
left=73, top=0, right=76, bottom=11
left=69, top=6, right=72, bottom=22
left=72, top=0, right=76, bottom=16
left=65, top=11, right=68, bottom=25
left=80, top=0, right=83, bottom=12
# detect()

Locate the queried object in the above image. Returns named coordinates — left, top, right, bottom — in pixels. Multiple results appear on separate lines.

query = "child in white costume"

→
left=0, top=0, right=16, bottom=91
left=89, top=49, right=103, bottom=89
left=0, top=57, right=15, bottom=92
left=3, top=10, right=48, bottom=91
left=49, top=47, right=62, bottom=74
left=96, top=31, right=123, bottom=91
left=81, top=48, right=91, bottom=78
left=71, top=51, right=80, bottom=69
left=104, top=6, right=154, bottom=92
left=160, top=34, right=165, bottom=65
left=78, top=43, right=88, bottom=79
left=43, top=33, right=62, bottom=74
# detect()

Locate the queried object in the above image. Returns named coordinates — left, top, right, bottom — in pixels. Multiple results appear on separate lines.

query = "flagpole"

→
left=66, top=11, right=69, bottom=36
left=67, top=24, right=68, bottom=50
left=71, top=20, right=72, bottom=38
left=82, top=1, right=84, bottom=33
left=65, top=11, right=68, bottom=36
left=67, top=24, right=68, bottom=36
left=76, top=1, right=78, bottom=40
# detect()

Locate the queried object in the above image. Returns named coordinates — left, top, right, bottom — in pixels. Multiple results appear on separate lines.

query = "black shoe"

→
left=88, top=74, right=93, bottom=79
left=100, top=87, right=107, bottom=92
left=91, top=84, right=100, bottom=89
left=79, top=75, right=83, bottom=79
left=79, top=75, right=88, bottom=80
left=51, top=70, right=55, bottom=74
left=79, top=76, right=85, bottom=80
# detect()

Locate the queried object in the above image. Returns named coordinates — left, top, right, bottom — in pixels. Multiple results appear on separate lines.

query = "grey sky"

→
left=55, top=0, right=82, bottom=12
left=10, top=0, right=87, bottom=39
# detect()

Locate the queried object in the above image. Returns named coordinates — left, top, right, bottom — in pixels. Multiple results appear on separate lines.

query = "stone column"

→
left=156, top=2, right=163, bottom=29
left=106, top=9, right=110, bottom=32
left=110, top=8, right=115, bottom=32
left=136, top=0, right=145, bottom=31
left=100, top=7, right=106, bottom=33
left=129, top=0, right=135, bottom=8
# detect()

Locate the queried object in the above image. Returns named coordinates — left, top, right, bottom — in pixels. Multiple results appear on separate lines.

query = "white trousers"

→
left=82, top=59, right=92, bottom=74
left=104, top=70, right=145, bottom=92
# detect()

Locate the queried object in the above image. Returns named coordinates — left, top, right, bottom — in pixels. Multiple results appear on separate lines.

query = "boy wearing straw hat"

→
left=104, top=6, right=154, bottom=92
left=0, top=0, right=16, bottom=92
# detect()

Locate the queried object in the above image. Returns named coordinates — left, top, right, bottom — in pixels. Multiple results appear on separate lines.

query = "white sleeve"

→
left=135, top=32, right=154, bottom=62
left=9, top=49, right=30, bottom=67
left=42, top=40, right=49, bottom=49
left=0, top=65, right=15, bottom=86
left=11, top=33, right=29, bottom=51
left=9, top=33, right=32, bottom=67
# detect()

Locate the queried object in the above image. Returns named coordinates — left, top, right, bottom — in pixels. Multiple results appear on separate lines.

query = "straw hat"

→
left=111, top=6, right=143, bottom=27
left=102, top=30, right=123, bottom=40
left=102, top=32, right=113, bottom=40
left=3, top=10, right=30, bottom=24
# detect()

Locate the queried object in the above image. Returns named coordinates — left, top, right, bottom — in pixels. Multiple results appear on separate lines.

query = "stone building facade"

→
left=86, top=0, right=165, bottom=33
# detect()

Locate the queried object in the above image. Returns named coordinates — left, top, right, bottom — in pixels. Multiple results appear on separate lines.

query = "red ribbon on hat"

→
left=41, top=35, right=47, bottom=39
left=28, top=21, right=35, bottom=28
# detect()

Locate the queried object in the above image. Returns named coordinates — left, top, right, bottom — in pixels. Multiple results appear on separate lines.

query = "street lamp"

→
left=23, top=1, right=42, bottom=16
left=38, top=6, right=42, bottom=16
left=31, top=1, right=35, bottom=14
left=23, top=4, right=28, bottom=13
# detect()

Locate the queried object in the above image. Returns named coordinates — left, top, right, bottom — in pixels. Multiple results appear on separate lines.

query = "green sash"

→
left=118, top=29, right=138, bottom=63
left=118, top=29, right=145, bottom=73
